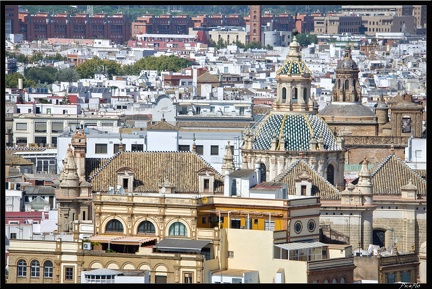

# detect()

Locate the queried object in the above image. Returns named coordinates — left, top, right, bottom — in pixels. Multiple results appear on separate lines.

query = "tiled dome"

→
left=252, top=113, right=339, bottom=151
left=277, top=58, right=312, bottom=75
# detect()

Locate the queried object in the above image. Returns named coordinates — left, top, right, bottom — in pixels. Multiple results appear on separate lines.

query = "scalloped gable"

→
left=272, top=159, right=341, bottom=200
left=87, top=151, right=224, bottom=194
left=369, top=154, right=426, bottom=195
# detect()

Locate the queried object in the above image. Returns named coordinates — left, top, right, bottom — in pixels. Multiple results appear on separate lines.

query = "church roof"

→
left=319, top=103, right=375, bottom=117
left=355, top=154, right=426, bottom=196
left=277, top=57, right=312, bottom=75
left=86, top=151, right=224, bottom=193
left=147, top=119, right=179, bottom=131
left=252, top=113, right=339, bottom=151
left=197, top=71, right=219, bottom=83
left=336, top=46, right=358, bottom=70
left=272, top=159, right=341, bottom=200
left=276, top=35, right=311, bottom=76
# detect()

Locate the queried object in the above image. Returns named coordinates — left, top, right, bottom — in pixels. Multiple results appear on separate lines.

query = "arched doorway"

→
left=326, top=164, right=334, bottom=185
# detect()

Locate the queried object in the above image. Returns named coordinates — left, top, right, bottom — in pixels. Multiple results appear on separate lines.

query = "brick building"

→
left=15, top=10, right=130, bottom=44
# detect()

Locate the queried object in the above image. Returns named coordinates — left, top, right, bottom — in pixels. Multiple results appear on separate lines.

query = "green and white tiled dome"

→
left=276, top=35, right=311, bottom=76
left=277, top=57, right=312, bottom=75
left=252, top=113, right=338, bottom=151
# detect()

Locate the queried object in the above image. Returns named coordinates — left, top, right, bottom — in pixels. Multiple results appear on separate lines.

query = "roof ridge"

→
left=371, top=154, right=426, bottom=184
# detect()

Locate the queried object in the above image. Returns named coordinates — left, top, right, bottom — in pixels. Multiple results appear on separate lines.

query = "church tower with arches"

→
left=241, top=30, right=346, bottom=189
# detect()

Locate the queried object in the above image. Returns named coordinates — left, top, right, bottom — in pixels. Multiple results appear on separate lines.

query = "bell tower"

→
left=249, top=5, right=261, bottom=45
left=274, top=29, right=315, bottom=113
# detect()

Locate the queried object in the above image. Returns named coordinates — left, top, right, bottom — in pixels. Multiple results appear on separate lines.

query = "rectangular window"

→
left=264, top=220, right=275, bottom=231
left=114, top=144, right=120, bottom=153
left=35, top=137, right=47, bottom=145
left=51, top=137, right=57, bottom=146
left=51, top=122, right=64, bottom=133
left=228, top=251, right=234, bottom=258
left=301, top=185, right=307, bottom=196
left=35, top=122, right=47, bottom=132
left=230, top=145, right=234, bottom=155
left=239, top=107, right=245, bottom=116
left=131, top=144, right=143, bottom=151
left=401, top=271, right=410, bottom=282
left=179, top=145, right=190, bottom=151
left=155, top=275, right=167, bottom=283
left=183, top=272, right=193, bottom=283
left=401, top=117, right=411, bottom=133
left=204, top=179, right=210, bottom=191
left=202, top=217, right=206, bottom=224
left=387, top=273, right=395, bottom=284
left=65, top=267, right=73, bottom=281
left=415, top=150, right=422, bottom=158
left=95, top=144, right=108, bottom=154
left=16, top=123, right=27, bottom=130
left=10, top=233, right=17, bottom=239
left=196, top=145, right=204, bottom=155
left=210, top=145, right=219, bottom=156
left=231, top=219, right=241, bottom=229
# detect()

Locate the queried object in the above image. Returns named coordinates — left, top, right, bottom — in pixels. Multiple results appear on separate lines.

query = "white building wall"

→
left=147, top=130, right=178, bottom=151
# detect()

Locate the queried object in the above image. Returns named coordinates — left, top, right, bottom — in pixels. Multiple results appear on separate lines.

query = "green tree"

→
left=5, top=72, right=24, bottom=88
left=55, top=67, right=80, bottom=82
left=76, top=57, right=122, bottom=79
left=129, top=55, right=192, bottom=75
left=45, top=52, right=67, bottom=61
left=24, top=66, right=58, bottom=85
left=29, top=52, right=44, bottom=63
left=295, top=33, right=318, bottom=47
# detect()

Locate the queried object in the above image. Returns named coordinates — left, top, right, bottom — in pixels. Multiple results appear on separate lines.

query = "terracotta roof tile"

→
left=87, top=151, right=224, bottom=194
left=369, top=154, right=426, bottom=195
left=272, top=159, right=341, bottom=200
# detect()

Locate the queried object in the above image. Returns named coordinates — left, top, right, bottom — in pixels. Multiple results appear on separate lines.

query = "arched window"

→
left=345, top=79, right=349, bottom=90
left=340, top=276, right=346, bottom=283
left=338, top=79, right=341, bottom=88
left=373, top=229, right=385, bottom=247
left=259, top=163, right=267, bottom=182
left=332, top=277, right=338, bottom=283
left=292, top=88, right=298, bottom=102
left=253, top=29, right=256, bottom=34
left=231, top=179, right=237, bottom=196
left=282, top=88, right=287, bottom=103
left=253, top=15, right=257, bottom=20
left=169, top=222, right=187, bottom=236
left=303, top=88, right=307, bottom=103
left=31, top=260, right=40, bottom=277
left=326, top=164, right=334, bottom=185
left=44, top=260, right=53, bottom=278
left=18, top=259, right=27, bottom=277
left=138, top=221, right=156, bottom=234
left=324, top=279, right=329, bottom=283
left=106, top=219, right=124, bottom=233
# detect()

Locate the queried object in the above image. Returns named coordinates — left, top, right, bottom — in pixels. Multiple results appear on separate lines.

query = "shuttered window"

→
left=51, top=122, right=64, bottom=133
left=35, top=122, right=47, bottom=132
left=16, top=123, right=27, bottom=130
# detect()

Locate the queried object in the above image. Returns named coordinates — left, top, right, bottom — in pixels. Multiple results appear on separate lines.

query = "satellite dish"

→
left=202, top=196, right=208, bottom=204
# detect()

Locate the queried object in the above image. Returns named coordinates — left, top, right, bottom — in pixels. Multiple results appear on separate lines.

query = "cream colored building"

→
left=208, top=29, right=248, bottom=46
left=213, top=229, right=355, bottom=283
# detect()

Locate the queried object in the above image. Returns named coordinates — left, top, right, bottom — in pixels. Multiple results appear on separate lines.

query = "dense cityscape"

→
left=3, top=3, right=427, bottom=284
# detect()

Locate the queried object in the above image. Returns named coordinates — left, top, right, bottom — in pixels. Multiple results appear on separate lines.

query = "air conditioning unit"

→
left=83, top=242, right=92, bottom=250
